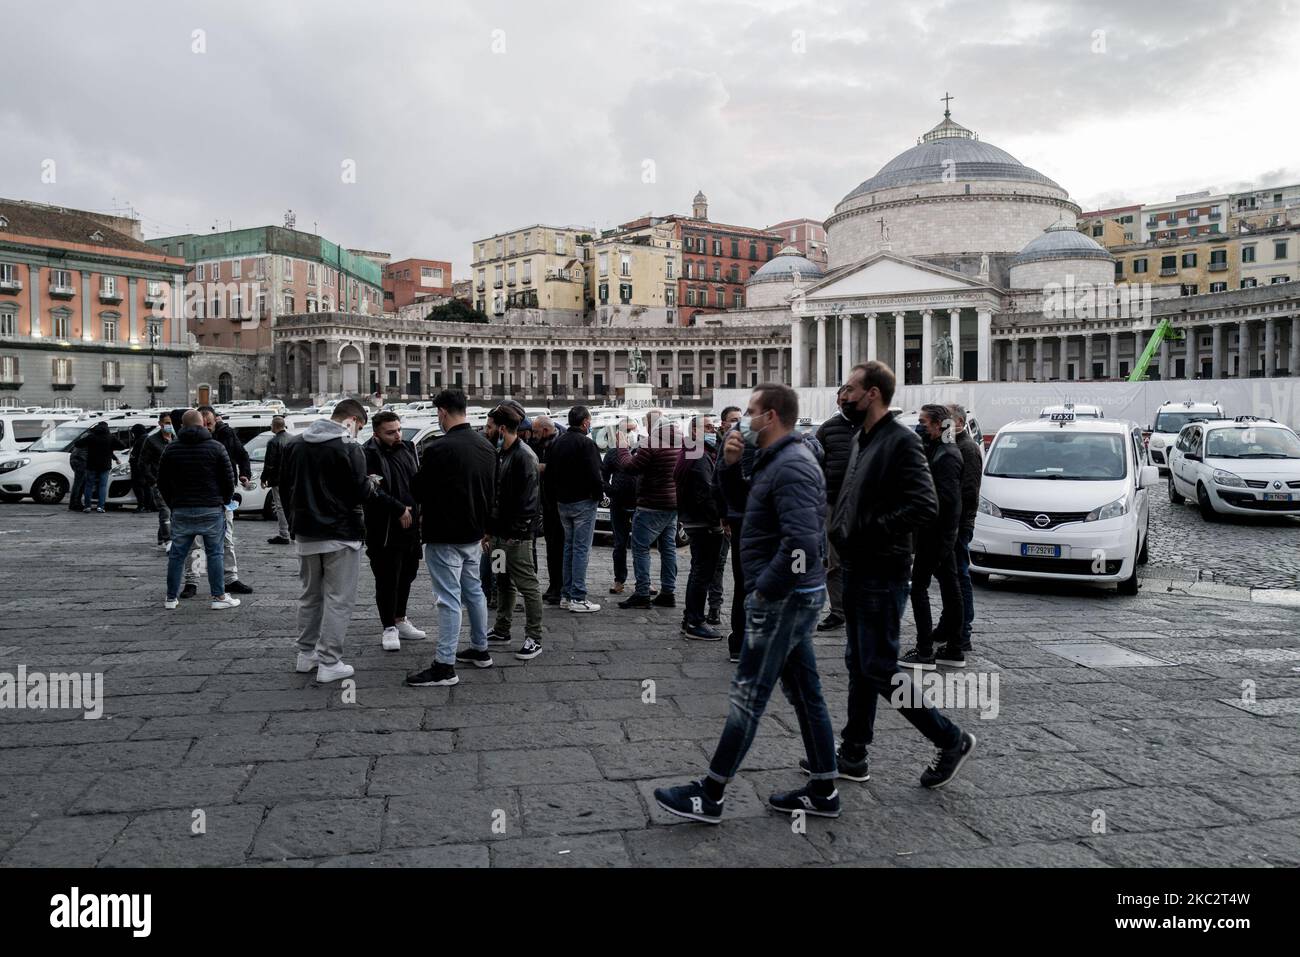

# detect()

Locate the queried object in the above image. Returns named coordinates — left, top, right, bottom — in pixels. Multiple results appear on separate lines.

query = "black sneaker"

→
left=542, top=592, right=562, bottom=606
left=225, top=580, right=254, bottom=595
left=900, top=647, right=936, bottom=670
left=267, top=536, right=290, bottom=545
left=768, top=784, right=841, bottom=818
left=651, top=591, right=676, bottom=608
left=800, top=747, right=870, bottom=782
left=405, top=663, right=459, bottom=687
left=454, top=647, right=494, bottom=669
left=816, top=613, right=845, bottom=632
left=934, top=645, right=967, bottom=667
left=515, top=637, right=543, bottom=660
left=705, top=609, right=722, bottom=626
left=180, top=584, right=197, bottom=599
left=682, top=621, right=723, bottom=641
left=485, top=628, right=512, bottom=642
left=619, top=593, right=653, bottom=609
left=920, top=731, right=977, bottom=789
left=653, top=780, right=723, bottom=825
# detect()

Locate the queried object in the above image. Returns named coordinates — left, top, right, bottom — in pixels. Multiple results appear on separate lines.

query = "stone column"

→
left=1211, top=325, right=1224, bottom=380
left=866, top=312, right=877, bottom=364
left=400, top=346, right=410, bottom=397
left=1033, top=336, right=1045, bottom=380
left=1237, top=319, right=1249, bottom=377
left=565, top=349, right=574, bottom=396
left=1109, top=333, right=1119, bottom=380
left=1059, top=335, right=1070, bottom=381
left=81, top=273, right=93, bottom=341
left=1133, top=328, right=1146, bottom=378
left=977, top=308, right=992, bottom=381
left=790, top=317, right=803, bottom=388
left=840, top=312, right=852, bottom=384
left=673, top=350, right=681, bottom=397
left=1185, top=324, right=1197, bottom=379
left=894, top=312, right=906, bottom=380
left=1290, top=317, right=1300, bottom=377
left=1265, top=318, right=1277, bottom=377
left=377, top=345, right=388, bottom=396
left=1158, top=338, right=1170, bottom=380
left=128, top=278, right=140, bottom=345
left=28, top=265, right=41, bottom=337
left=921, top=309, right=933, bottom=384
left=815, top=315, right=827, bottom=388
left=715, top=347, right=724, bottom=391
left=440, top=346, right=449, bottom=390
left=949, top=308, right=962, bottom=379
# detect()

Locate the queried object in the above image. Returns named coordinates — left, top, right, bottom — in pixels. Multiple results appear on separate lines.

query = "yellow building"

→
left=1112, top=232, right=1239, bottom=297
left=585, top=220, right=682, bottom=328
left=471, top=224, right=594, bottom=324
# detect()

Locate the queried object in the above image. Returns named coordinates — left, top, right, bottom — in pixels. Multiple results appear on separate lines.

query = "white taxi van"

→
left=1166, top=416, right=1300, bottom=520
left=970, top=410, right=1158, bottom=595
left=1146, top=399, right=1224, bottom=474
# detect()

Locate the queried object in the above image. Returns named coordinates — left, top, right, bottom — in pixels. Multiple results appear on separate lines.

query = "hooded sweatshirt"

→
left=277, top=418, right=372, bottom=545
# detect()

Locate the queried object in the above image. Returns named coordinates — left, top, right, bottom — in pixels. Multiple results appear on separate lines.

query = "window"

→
left=598, top=252, right=608, bottom=276
left=507, top=264, right=516, bottom=285
left=210, top=261, right=221, bottom=281
left=420, top=266, right=444, bottom=285
left=1160, top=255, right=1177, bottom=275
left=230, top=289, right=242, bottom=317
left=1209, top=249, right=1227, bottom=267
left=716, top=289, right=725, bottom=307
left=1114, top=261, right=1123, bottom=278
left=101, top=276, right=117, bottom=298
left=1180, top=284, right=1198, bottom=296
left=101, top=314, right=118, bottom=341
left=619, top=283, right=632, bottom=304
left=52, top=311, right=71, bottom=339
left=1275, top=241, right=1289, bottom=260
left=0, top=310, right=14, bottom=337
left=1181, top=252, right=1197, bottom=268
left=196, top=263, right=205, bottom=281
left=147, top=320, right=162, bottom=343
left=731, top=240, right=739, bottom=257
left=686, top=289, right=695, bottom=306
left=1242, top=245, right=1256, bottom=263
left=620, top=254, right=630, bottom=277
left=232, top=259, right=242, bottom=279
left=1241, top=278, right=1258, bottom=289
left=284, top=295, right=295, bottom=313
left=733, top=291, right=743, bottom=308
left=1093, top=226, right=1103, bottom=237
left=283, top=257, right=293, bottom=280
left=522, top=260, right=531, bottom=283
left=306, top=263, right=315, bottom=284
left=256, top=294, right=266, bottom=315
left=52, top=357, right=72, bottom=382
left=665, top=287, right=676, bottom=306
left=1271, top=276, right=1290, bottom=284
left=0, top=355, right=17, bottom=381
left=1210, top=282, right=1227, bottom=293
left=598, top=282, right=609, bottom=303
left=52, top=268, right=72, bottom=290
left=102, top=359, right=121, bottom=384
left=0, top=263, right=14, bottom=284
left=556, top=234, right=567, bottom=255
left=766, top=244, right=774, bottom=259
left=665, top=259, right=674, bottom=279
left=749, top=242, right=758, bottom=260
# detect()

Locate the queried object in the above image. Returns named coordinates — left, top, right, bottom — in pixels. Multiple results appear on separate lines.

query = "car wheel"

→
left=1137, top=521, right=1149, bottom=565
left=32, top=473, right=68, bottom=505
left=970, top=572, right=990, bottom=587
left=1167, top=474, right=1184, bottom=505
left=1196, top=483, right=1219, bottom=522
left=1117, top=545, right=1140, bottom=596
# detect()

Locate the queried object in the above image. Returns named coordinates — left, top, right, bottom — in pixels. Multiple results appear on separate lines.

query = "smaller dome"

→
left=693, top=190, right=707, bottom=202
left=747, top=245, right=826, bottom=284
left=1012, top=220, right=1111, bottom=266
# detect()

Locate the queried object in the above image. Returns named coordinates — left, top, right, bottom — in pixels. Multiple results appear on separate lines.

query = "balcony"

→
left=52, top=378, right=77, bottom=390
left=493, top=281, right=503, bottom=289
left=521, top=277, right=531, bottom=285
left=475, top=283, right=485, bottom=292
left=146, top=379, right=168, bottom=392
left=98, top=286, right=123, bottom=304
left=1187, top=215, right=1200, bottom=224
left=1209, top=262, right=1228, bottom=272
left=49, top=283, right=76, bottom=298
left=143, top=290, right=167, bottom=308
left=0, top=374, right=22, bottom=390
left=101, top=377, right=125, bottom=392
left=507, top=279, right=516, bottom=287
left=0, top=278, right=22, bottom=294
left=1209, top=212, right=1222, bottom=220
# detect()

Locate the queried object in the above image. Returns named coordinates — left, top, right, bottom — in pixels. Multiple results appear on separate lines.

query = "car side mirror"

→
left=1139, top=465, right=1159, bottom=488
left=1184, top=453, right=1201, bottom=463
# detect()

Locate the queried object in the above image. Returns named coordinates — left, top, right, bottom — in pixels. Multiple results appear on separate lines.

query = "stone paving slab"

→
left=2, top=504, right=1299, bottom=866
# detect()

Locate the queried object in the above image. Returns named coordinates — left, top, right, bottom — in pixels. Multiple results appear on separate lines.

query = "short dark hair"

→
left=720, top=405, right=740, bottom=422
left=920, top=403, right=949, bottom=426
left=489, top=406, right=521, bottom=431
left=568, top=405, right=591, bottom=429
left=332, top=398, right=369, bottom=425
left=433, top=388, right=468, bottom=414
left=196, top=405, right=217, bottom=417
left=157, top=411, right=171, bottom=424
left=858, top=360, right=896, bottom=406
left=372, top=410, right=400, bottom=430
left=751, top=383, right=798, bottom=428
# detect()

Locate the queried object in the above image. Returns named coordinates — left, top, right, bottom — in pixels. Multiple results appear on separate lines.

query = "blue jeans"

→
left=557, top=500, right=597, bottom=602
left=841, top=566, right=961, bottom=753
left=708, top=588, right=837, bottom=783
left=426, top=541, right=489, bottom=665
left=610, top=504, right=635, bottom=584
left=631, top=507, right=678, bottom=597
left=167, top=507, right=226, bottom=599
left=83, top=470, right=109, bottom=509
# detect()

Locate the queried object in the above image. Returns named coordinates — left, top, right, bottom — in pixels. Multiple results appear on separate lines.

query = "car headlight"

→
left=1212, top=469, right=1246, bottom=488
left=111, top=463, right=131, bottom=476
left=1085, top=496, right=1128, bottom=521
left=1, top=457, right=32, bottom=471
left=977, top=495, right=1002, bottom=518
left=1149, top=436, right=1165, bottom=448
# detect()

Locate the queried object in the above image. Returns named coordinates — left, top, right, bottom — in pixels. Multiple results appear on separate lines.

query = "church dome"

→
left=747, top=245, right=825, bottom=285
left=1011, top=220, right=1112, bottom=266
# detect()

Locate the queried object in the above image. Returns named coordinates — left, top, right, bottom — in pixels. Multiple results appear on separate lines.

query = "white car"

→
left=1039, top=403, right=1102, bottom=419
left=970, top=413, right=1158, bottom=595
left=1166, top=417, right=1300, bottom=520
left=0, top=411, right=79, bottom=455
left=1146, top=399, right=1224, bottom=474
left=0, top=417, right=149, bottom=505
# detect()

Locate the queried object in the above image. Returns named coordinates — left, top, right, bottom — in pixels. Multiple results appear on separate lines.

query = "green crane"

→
left=1127, top=318, right=1185, bottom=382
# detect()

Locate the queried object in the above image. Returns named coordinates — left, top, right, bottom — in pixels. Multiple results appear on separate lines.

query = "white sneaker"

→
left=382, top=626, right=401, bottom=652
left=163, top=598, right=178, bottom=610
left=157, top=542, right=171, bottom=553
left=295, top=651, right=319, bottom=673
left=211, top=594, right=241, bottom=610
left=395, top=619, right=426, bottom=640
left=316, top=660, right=355, bottom=683
left=568, top=598, right=600, bottom=613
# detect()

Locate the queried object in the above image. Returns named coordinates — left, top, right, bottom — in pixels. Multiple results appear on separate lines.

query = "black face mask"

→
left=841, top=401, right=866, bottom=425
left=914, top=423, right=929, bottom=440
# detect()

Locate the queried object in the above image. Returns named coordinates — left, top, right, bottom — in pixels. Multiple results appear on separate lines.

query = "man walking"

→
left=362, top=410, right=426, bottom=652
left=529, top=415, right=566, bottom=605
left=157, top=410, right=240, bottom=611
left=901, top=403, right=965, bottom=669
left=73, top=421, right=120, bottom=513
left=601, top=418, right=638, bottom=595
left=675, top=414, right=723, bottom=640
left=137, top=411, right=175, bottom=550
left=615, top=412, right=679, bottom=610
left=814, top=377, right=865, bottom=632
left=261, top=414, right=291, bottom=546
left=938, top=402, right=982, bottom=656
left=278, top=399, right=373, bottom=683
left=406, top=388, right=497, bottom=687
left=484, top=402, right=546, bottom=660
left=545, top=406, right=603, bottom=613
left=829, top=363, right=975, bottom=789
left=654, top=384, right=839, bottom=824
left=181, top=406, right=253, bottom=597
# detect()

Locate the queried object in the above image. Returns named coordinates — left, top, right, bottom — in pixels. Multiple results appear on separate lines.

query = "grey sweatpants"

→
left=297, top=547, right=362, bottom=666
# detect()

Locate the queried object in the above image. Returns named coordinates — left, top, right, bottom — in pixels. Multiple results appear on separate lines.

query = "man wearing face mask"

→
left=711, top=405, right=755, bottom=662
left=814, top=374, right=866, bottom=632
left=674, top=414, right=723, bottom=640
left=362, top=410, right=425, bottom=653
left=137, top=410, right=176, bottom=551
left=180, top=406, right=254, bottom=598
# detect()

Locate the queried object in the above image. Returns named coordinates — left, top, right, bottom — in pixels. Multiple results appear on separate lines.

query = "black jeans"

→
left=943, top=527, right=975, bottom=650
left=727, top=519, right=746, bottom=656
left=610, top=504, right=634, bottom=584
left=541, top=503, right=564, bottom=596
left=684, top=528, right=723, bottom=626
left=69, top=467, right=86, bottom=510
left=911, top=544, right=963, bottom=652
left=841, top=565, right=961, bottom=753
left=368, top=542, right=421, bottom=628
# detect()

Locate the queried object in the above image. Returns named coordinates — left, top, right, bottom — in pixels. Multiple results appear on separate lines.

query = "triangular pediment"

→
left=802, top=252, right=989, bottom=300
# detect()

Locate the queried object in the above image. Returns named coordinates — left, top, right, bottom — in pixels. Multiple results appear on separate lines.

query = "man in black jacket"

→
left=278, top=399, right=373, bottom=684
left=713, top=406, right=757, bottom=662
left=530, top=415, right=565, bottom=604
left=406, top=388, right=498, bottom=688
left=675, top=415, right=723, bottom=640
left=484, top=403, right=545, bottom=660
left=939, top=403, right=982, bottom=654
left=73, top=421, right=123, bottom=512
left=901, top=403, right=966, bottom=669
left=829, top=362, right=975, bottom=790
left=137, top=411, right=175, bottom=548
left=546, top=406, right=604, bottom=613
left=128, top=424, right=152, bottom=512
left=363, top=411, right=425, bottom=653
left=601, top=417, right=639, bottom=595
left=814, top=373, right=866, bottom=632
left=157, top=410, right=239, bottom=610
left=182, top=406, right=253, bottom=597
left=261, top=415, right=291, bottom=545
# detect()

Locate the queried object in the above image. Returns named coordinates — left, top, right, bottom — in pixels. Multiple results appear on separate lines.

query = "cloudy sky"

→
left=3, top=0, right=1297, bottom=275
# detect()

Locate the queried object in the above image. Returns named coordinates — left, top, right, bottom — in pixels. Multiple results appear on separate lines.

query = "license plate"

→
left=1263, top=493, right=1293, bottom=502
left=1021, top=543, right=1062, bottom=558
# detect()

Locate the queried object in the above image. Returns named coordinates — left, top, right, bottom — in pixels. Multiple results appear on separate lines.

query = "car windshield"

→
left=244, top=431, right=273, bottom=463
left=1155, top=411, right=1214, bottom=433
left=26, top=424, right=88, bottom=452
left=986, top=431, right=1127, bottom=480
left=1205, top=427, right=1300, bottom=459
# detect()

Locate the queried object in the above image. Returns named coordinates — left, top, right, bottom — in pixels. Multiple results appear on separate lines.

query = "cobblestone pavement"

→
left=2, top=504, right=1299, bottom=868
left=1145, top=492, right=1300, bottom=590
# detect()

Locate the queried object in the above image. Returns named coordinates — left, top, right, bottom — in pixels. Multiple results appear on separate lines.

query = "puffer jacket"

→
left=724, top=434, right=827, bottom=600
left=490, top=437, right=541, bottom=540
left=156, top=426, right=235, bottom=509
left=278, top=418, right=372, bottom=541
left=614, top=425, right=678, bottom=511
left=815, top=410, right=857, bottom=507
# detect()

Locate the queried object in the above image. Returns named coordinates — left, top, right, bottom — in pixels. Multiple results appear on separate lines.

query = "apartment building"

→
left=471, top=225, right=593, bottom=324
left=585, top=220, right=681, bottom=328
